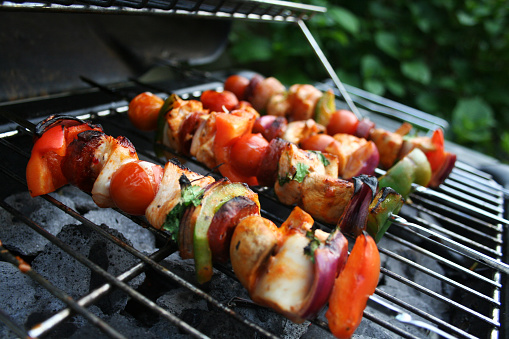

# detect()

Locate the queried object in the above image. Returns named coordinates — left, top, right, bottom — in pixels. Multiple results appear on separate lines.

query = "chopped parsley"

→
left=162, top=184, right=205, bottom=242
left=304, top=230, right=321, bottom=263
left=309, top=150, right=330, bottom=167
left=278, top=162, right=310, bottom=186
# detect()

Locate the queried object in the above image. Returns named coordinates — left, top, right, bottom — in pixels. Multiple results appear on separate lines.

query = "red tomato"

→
left=109, top=161, right=163, bottom=215
left=231, top=133, right=269, bottom=177
left=128, top=92, right=164, bottom=131
left=300, top=134, right=337, bottom=153
left=214, top=111, right=259, bottom=185
left=327, top=110, right=359, bottom=136
left=425, top=128, right=446, bottom=172
left=201, top=90, right=239, bottom=112
left=224, top=75, right=250, bottom=101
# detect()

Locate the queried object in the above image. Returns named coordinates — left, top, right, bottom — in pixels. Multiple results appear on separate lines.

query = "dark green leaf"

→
left=401, top=60, right=431, bottom=84
left=451, top=97, right=495, bottom=143
left=375, top=31, right=400, bottom=58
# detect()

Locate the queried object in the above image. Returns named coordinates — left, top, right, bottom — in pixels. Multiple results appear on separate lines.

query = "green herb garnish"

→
left=309, top=150, right=330, bottom=167
left=293, top=162, right=310, bottom=183
left=278, top=162, right=310, bottom=186
left=162, top=184, right=205, bottom=242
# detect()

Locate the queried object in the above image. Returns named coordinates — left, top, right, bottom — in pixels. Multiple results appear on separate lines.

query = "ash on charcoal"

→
left=11, top=222, right=147, bottom=337
left=146, top=252, right=311, bottom=338
left=0, top=190, right=80, bottom=256
left=0, top=262, right=38, bottom=339
left=83, top=209, right=156, bottom=254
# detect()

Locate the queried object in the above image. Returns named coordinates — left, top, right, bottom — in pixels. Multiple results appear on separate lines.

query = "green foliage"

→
left=225, top=0, right=509, bottom=163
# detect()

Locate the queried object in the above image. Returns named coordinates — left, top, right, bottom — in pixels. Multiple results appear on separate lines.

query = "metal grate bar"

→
left=377, top=247, right=500, bottom=307
left=408, top=203, right=503, bottom=245
left=0, top=137, right=282, bottom=339
left=379, top=265, right=500, bottom=328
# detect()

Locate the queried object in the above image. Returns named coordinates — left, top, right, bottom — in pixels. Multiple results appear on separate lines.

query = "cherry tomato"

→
left=200, top=90, right=239, bottom=112
left=300, top=134, right=337, bottom=153
left=425, top=128, right=446, bottom=172
left=231, top=133, right=269, bottom=177
left=109, top=161, right=163, bottom=215
left=327, top=110, right=359, bottom=136
left=214, top=110, right=259, bottom=185
left=224, top=75, right=250, bottom=101
left=128, top=92, right=164, bottom=131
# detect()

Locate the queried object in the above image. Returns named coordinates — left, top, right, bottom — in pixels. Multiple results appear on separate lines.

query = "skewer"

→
left=296, top=19, right=363, bottom=120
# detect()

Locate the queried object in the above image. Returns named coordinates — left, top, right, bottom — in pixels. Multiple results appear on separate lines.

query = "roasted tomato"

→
left=200, top=90, right=239, bottom=112
left=327, top=109, right=359, bottom=136
left=231, top=133, right=269, bottom=177
left=109, top=161, right=163, bottom=215
left=214, top=110, right=259, bottom=185
left=224, top=75, right=250, bottom=101
left=128, top=92, right=164, bottom=131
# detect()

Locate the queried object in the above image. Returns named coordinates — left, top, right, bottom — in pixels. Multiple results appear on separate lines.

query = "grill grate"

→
left=0, top=0, right=326, bottom=22
left=0, top=76, right=507, bottom=339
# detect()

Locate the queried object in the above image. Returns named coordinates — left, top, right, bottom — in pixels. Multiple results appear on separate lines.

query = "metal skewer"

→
left=297, top=19, right=363, bottom=119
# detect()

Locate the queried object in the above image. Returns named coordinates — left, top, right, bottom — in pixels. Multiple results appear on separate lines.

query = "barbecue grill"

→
left=1, top=1, right=508, bottom=338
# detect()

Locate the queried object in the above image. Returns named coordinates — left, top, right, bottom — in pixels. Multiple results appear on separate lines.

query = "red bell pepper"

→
left=326, top=232, right=380, bottom=339
left=26, top=116, right=102, bottom=197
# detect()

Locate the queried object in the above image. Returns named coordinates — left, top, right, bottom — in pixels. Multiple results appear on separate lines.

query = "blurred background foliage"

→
left=221, top=0, right=509, bottom=163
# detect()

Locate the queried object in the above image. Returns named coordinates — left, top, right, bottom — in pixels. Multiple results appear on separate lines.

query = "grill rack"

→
left=0, top=76, right=507, bottom=338
left=0, top=0, right=325, bottom=22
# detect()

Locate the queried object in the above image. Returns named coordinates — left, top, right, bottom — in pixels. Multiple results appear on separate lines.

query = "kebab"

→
left=25, top=115, right=380, bottom=338
left=126, top=91, right=407, bottom=240
left=222, top=74, right=457, bottom=188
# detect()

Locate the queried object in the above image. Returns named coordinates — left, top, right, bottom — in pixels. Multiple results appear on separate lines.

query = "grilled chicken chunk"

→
left=190, top=113, right=217, bottom=170
left=287, top=84, right=323, bottom=122
left=165, top=99, right=204, bottom=153
left=300, top=173, right=354, bottom=224
left=282, top=119, right=326, bottom=145
left=274, top=143, right=338, bottom=206
left=145, top=160, right=215, bottom=230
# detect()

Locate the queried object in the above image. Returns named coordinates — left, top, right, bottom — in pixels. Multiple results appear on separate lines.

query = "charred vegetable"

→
left=366, top=187, right=405, bottom=242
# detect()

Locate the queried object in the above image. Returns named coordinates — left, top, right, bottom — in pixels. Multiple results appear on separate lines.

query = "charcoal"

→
left=150, top=252, right=310, bottom=338
left=0, top=262, right=38, bottom=338
left=69, top=309, right=161, bottom=339
left=0, top=191, right=80, bottom=256
left=83, top=209, right=156, bottom=254
left=24, top=222, right=146, bottom=336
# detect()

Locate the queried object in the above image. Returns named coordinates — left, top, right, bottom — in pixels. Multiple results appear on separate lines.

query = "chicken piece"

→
left=91, top=136, right=139, bottom=208
left=190, top=113, right=217, bottom=170
left=274, top=143, right=338, bottom=206
left=300, top=173, right=355, bottom=224
left=328, top=134, right=368, bottom=174
left=287, top=84, right=323, bottom=121
left=369, top=128, right=404, bottom=169
left=282, top=119, right=326, bottom=145
left=165, top=98, right=204, bottom=153
left=145, top=160, right=215, bottom=230
left=266, top=92, right=290, bottom=117
left=398, top=136, right=435, bottom=159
